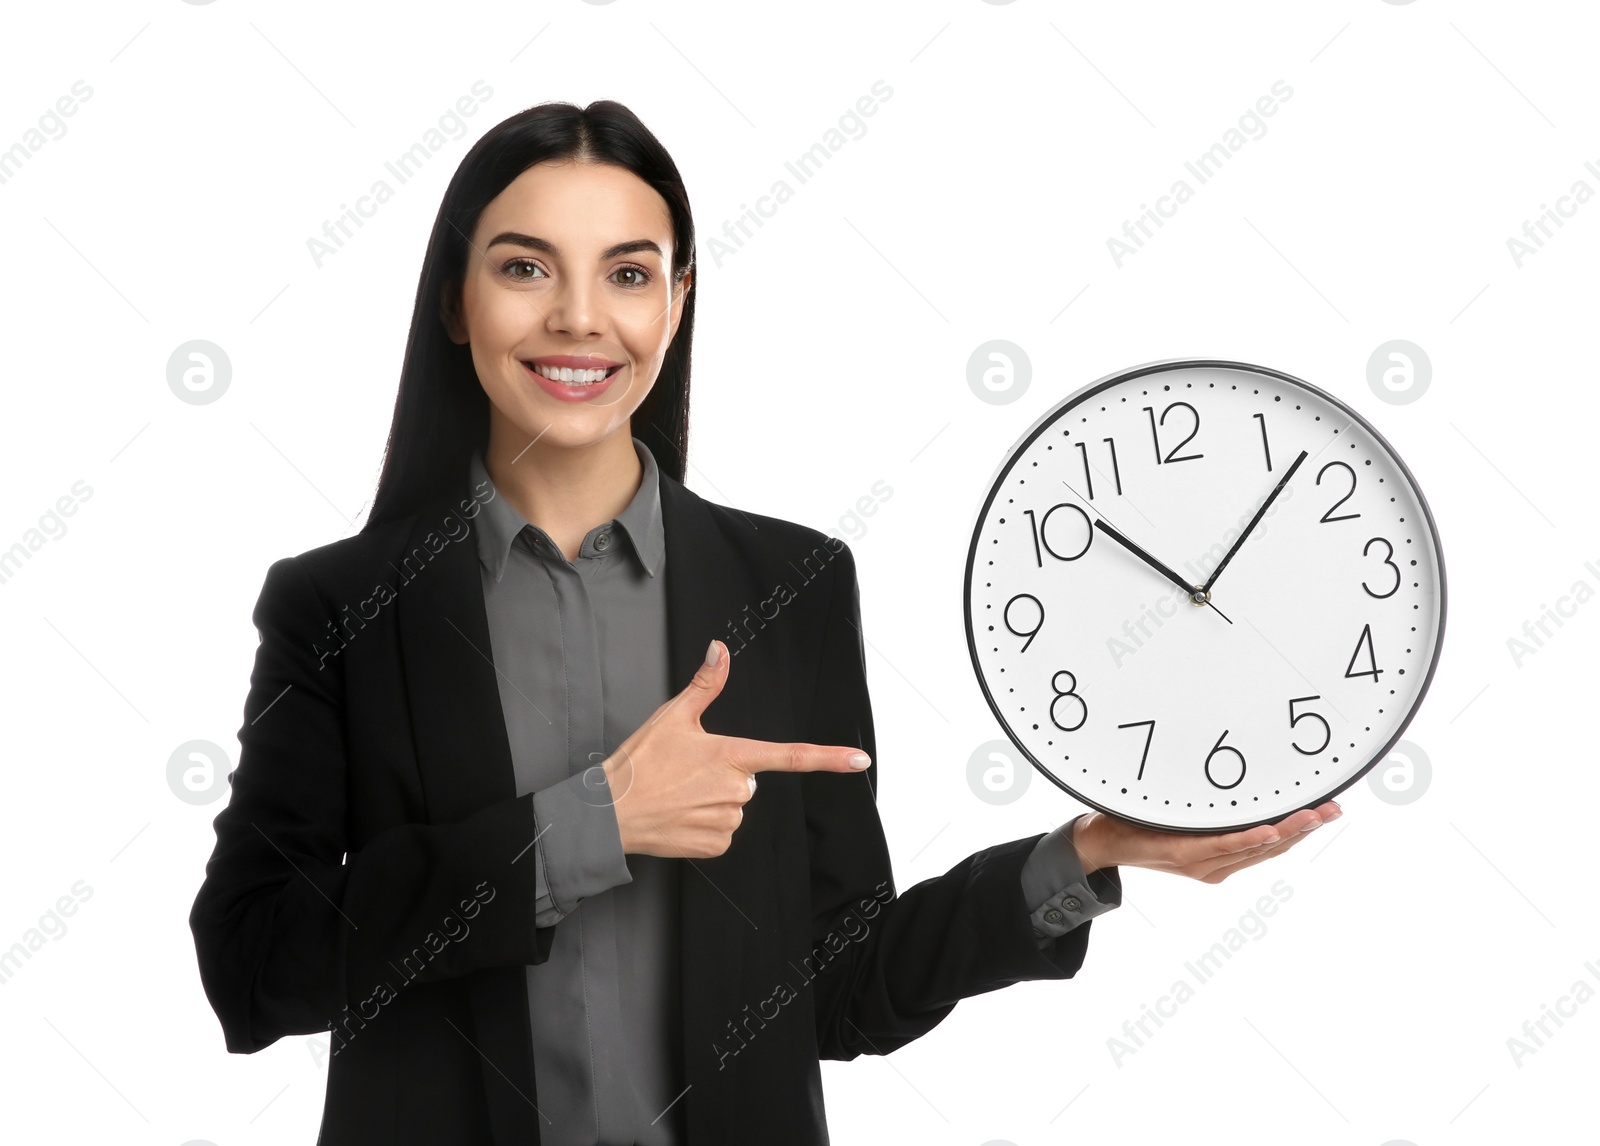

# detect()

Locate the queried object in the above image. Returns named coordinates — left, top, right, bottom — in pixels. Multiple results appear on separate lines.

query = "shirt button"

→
left=594, top=531, right=611, bottom=551
left=1043, top=908, right=1066, bottom=925
left=1062, top=895, right=1082, bottom=912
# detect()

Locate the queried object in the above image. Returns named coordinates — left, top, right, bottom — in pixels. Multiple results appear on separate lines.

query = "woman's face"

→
left=444, top=158, right=690, bottom=451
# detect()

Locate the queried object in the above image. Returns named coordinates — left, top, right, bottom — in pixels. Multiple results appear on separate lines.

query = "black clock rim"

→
left=962, top=357, right=1449, bottom=836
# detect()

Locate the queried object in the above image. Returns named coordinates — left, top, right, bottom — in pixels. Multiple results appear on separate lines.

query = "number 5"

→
left=1288, top=695, right=1331, bottom=755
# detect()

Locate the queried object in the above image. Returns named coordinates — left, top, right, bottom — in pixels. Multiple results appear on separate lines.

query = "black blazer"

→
left=190, top=462, right=1099, bottom=1145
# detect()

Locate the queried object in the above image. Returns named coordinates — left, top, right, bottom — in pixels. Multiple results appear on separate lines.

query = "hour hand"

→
left=1093, top=519, right=1201, bottom=603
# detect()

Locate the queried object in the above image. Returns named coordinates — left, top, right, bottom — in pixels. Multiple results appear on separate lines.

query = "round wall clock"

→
left=963, top=359, right=1446, bottom=833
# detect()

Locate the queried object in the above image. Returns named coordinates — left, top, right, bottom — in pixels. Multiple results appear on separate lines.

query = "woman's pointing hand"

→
left=602, top=639, right=872, bottom=858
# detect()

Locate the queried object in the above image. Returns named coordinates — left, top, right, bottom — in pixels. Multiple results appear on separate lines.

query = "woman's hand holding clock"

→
left=1072, top=799, right=1342, bottom=884
left=601, top=639, right=873, bottom=859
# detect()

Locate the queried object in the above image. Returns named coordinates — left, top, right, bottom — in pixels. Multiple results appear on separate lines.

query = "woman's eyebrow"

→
left=485, top=232, right=664, bottom=261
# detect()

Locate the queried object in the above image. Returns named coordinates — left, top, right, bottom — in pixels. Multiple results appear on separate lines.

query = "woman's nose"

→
left=543, top=279, right=603, bottom=339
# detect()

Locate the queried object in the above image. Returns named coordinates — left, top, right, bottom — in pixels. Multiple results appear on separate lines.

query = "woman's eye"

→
left=502, top=258, right=545, bottom=281
left=612, top=265, right=653, bottom=288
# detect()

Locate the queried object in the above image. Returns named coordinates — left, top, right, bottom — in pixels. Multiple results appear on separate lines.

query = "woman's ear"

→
left=667, top=268, right=692, bottom=342
left=439, top=278, right=467, bottom=345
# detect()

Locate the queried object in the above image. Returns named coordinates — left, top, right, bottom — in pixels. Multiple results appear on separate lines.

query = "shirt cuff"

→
left=1020, top=813, right=1123, bottom=948
left=530, top=768, right=634, bottom=925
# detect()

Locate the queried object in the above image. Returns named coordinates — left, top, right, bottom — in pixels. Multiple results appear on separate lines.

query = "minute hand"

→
left=1200, top=448, right=1307, bottom=596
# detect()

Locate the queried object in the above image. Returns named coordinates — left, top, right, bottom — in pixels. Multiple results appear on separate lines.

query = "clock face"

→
left=963, top=360, right=1446, bottom=833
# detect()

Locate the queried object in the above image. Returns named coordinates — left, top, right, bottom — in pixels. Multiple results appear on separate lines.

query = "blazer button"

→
left=1061, top=895, right=1082, bottom=912
left=1043, top=908, right=1066, bottom=925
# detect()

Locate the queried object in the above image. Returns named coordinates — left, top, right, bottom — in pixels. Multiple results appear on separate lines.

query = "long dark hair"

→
left=362, top=100, right=696, bottom=533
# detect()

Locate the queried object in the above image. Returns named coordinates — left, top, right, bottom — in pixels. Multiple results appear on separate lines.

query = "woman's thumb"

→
left=681, top=638, right=730, bottom=713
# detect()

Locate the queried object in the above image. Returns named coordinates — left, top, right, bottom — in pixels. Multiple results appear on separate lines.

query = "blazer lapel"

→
left=657, top=470, right=755, bottom=1141
left=395, top=466, right=758, bottom=1145
left=395, top=488, right=546, bottom=1144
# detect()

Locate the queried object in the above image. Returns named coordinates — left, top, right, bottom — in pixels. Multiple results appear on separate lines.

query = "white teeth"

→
left=532, top=363, right=611, bottom=385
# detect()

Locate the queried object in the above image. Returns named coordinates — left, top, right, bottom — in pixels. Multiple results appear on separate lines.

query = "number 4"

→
left=1344, top=623, right=1383, bottom=683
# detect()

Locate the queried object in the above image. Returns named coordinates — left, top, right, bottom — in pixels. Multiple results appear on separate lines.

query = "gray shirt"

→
left=470, top=437, right=1120, bottom=1145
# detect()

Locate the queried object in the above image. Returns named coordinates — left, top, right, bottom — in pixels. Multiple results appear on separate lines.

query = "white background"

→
left=1, top=2, right=1596, bottom=1143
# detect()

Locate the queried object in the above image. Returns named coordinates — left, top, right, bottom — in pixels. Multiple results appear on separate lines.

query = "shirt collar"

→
left=468, top=436, right=664, bottom=582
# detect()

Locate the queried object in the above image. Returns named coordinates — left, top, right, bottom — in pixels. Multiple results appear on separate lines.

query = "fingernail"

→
left=848, top=753, right=872, bottom=769
left=1302, top=819, right=1322, bottom=832
left=704, top=639, right=720, bottom=667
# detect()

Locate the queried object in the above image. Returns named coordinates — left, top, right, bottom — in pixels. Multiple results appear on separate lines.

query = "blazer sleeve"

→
left=801, top=541, right=1101, bottom=1060
left=189, top=555, right=556, bottom=1055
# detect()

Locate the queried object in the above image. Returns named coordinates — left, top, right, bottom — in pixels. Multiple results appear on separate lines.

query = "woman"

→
left=189, top=99, right=1339, bottom=1146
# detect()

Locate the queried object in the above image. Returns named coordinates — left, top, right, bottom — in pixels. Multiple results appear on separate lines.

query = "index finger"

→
left=725, top=736, right=872, bottom=774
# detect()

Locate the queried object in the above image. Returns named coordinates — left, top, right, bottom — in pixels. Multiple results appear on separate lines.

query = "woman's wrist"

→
left=600, top=756, right=634, bottom=854
left=1073, top=812, right=1107, bottom=875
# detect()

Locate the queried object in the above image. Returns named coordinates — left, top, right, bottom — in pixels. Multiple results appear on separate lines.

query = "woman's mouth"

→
left=521, top=356, right=625, bottom=402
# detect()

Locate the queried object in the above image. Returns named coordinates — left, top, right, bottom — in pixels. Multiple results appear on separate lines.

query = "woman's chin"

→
left=495, top=408, right=629, bottom=452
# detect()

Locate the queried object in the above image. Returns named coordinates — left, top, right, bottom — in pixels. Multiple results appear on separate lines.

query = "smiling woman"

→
left=436, top=157, right=688, bottom=532
left=188, top=98, right=1329, bottom=1146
